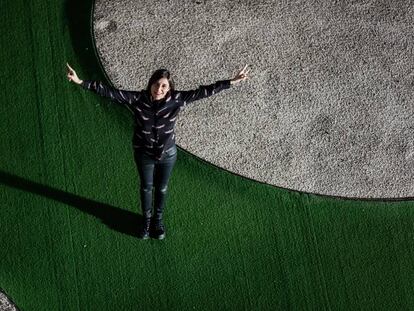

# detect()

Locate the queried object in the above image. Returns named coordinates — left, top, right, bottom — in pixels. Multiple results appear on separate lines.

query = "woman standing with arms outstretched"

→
left=67, top=64, right=249, bottom=240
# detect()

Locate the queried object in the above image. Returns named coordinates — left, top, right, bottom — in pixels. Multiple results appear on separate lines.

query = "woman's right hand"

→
left=66, top=63, right=83, bottom=85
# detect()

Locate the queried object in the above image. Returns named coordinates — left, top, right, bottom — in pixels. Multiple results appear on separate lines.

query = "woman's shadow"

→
left=0, top=170, right=143, bottom=237
left=54, top=0, right=142, bottom=236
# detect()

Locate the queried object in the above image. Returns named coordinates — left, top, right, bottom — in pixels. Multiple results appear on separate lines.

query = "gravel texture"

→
left=0, top=291, right=18, bottom=311
left=92, top=0, right=414, bottom=199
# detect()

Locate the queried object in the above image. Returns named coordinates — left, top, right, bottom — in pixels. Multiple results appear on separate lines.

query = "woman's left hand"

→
left=231, top=65, right=250, bottom=85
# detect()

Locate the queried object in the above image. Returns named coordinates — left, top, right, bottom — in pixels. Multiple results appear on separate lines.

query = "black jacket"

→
left=81, top=79, right=231, bottom=160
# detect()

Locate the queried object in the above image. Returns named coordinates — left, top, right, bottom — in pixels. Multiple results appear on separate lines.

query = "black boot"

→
left=139, top=217, right=151, bottom=240
left=152, top=213, right=165, bottom=240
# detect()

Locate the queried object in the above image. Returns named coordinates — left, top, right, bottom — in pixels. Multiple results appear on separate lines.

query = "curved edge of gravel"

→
left=0, top=290, right=19, bottom=311
left=88, top=0, right=414, bottom=202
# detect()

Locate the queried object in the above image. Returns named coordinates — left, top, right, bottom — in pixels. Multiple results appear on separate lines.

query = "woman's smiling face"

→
left=150, top=78, right=170, bottom=101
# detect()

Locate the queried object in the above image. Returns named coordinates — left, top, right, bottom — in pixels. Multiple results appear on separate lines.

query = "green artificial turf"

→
left=1, top=0, right=414, bottom=310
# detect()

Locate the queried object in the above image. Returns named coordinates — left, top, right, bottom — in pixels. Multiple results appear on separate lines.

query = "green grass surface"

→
left=1, top=0, right=414, bottom=310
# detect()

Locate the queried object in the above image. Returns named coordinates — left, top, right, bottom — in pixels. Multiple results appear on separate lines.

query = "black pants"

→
left=134, top=146, right=177, bottom=219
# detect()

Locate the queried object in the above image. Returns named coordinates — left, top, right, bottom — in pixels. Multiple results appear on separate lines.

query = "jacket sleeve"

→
left=81, top=80, right=141, bottom=109
left=174, top=80, right=231, bottom=106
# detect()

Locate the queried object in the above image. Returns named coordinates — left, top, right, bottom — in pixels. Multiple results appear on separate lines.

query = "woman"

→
left=66, top=63, right=249, bottom=240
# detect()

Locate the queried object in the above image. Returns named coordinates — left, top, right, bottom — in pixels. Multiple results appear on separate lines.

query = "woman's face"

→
left=150, top=78, right=170, bottom=101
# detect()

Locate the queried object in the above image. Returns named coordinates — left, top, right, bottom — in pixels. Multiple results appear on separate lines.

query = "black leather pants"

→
left=134, top=146, right=177, bottom=219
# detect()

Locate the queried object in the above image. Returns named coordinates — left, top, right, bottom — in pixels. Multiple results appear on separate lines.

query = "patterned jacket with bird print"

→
left=81, top=79, right=231, bottom=160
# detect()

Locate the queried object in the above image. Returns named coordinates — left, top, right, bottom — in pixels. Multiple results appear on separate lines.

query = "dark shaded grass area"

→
left=1, top=0, right=414, bottom=310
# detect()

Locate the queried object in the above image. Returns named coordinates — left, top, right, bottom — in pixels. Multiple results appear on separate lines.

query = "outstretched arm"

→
left=66, top=63, right=140, bottom=106
left=177, top=65, right=249, bottom=105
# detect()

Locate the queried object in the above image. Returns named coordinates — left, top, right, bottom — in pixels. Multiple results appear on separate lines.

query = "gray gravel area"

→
left=0, top=291, right=18, bottom=311
left=92, top=0, right=414, bottom=199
